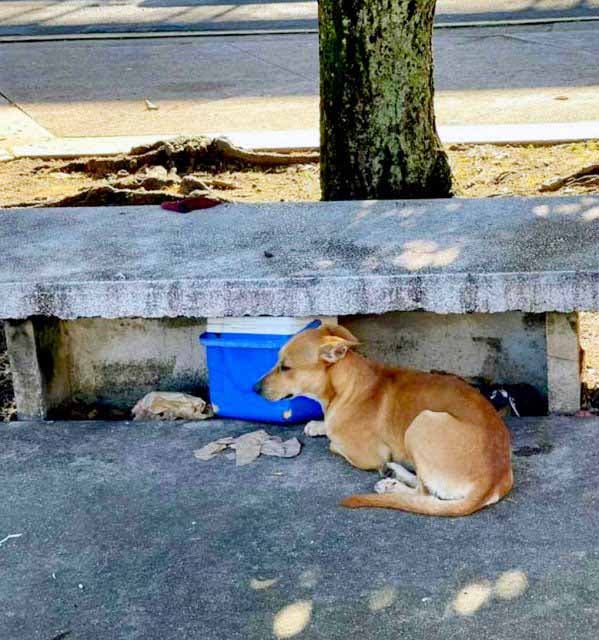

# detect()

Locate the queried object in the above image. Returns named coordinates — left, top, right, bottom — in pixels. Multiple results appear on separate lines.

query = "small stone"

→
left=143, top=166, right=168, bottom=180
left=206, top=178, right=239, bottom=190
left=181, top=175, right=211, bottom=194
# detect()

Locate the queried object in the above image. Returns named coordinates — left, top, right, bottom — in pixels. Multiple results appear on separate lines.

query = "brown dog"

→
left=256, top=324, right=513, bottom=516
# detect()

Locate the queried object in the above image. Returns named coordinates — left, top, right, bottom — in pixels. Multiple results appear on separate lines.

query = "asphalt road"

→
left=0, top=0, right=598, bottom=36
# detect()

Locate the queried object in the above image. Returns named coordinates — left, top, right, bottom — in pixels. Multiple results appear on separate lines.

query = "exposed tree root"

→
left=539, top=163, right=599, bottom=192
left=60, top=136, right=319, bottom=179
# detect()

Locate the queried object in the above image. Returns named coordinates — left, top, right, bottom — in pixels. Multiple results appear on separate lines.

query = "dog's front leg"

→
left=304, top=420, right=327, bottom=437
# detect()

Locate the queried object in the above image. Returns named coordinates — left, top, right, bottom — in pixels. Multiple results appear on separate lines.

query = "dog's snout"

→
left=253, top=379, right=263, bottom=394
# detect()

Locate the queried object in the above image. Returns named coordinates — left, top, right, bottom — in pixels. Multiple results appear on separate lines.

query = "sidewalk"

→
left=2, top=417, right=599, bottom=639
left=1, top=24, right=598, bottom=156
left=0, top=0, right=597, bottom=36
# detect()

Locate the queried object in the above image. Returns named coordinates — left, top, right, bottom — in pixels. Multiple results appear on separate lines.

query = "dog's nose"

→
left=253, top=379, right=263, bottom=394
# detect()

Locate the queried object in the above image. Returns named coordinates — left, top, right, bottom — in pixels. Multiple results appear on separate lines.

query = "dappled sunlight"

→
left=534, top=198, right=599, bottom=219
left=451, top=569, right=529, bottom=616
left=583, top=207, right=599, bottom=221
left=444, top=202, right=462, bottom=212
left=494, top=570, right=528, bottom=600
left=393, top=240, right=460, bottom=271
left=352, top=200, right=380, bottom=224
left=368, top=585, right=397, bottom=612
left=452, top=581, right=493, bottom=616
left=350, top=202, right=429, bottom=228
left=556, top=203, right=584, bottom=215
left=533, top=204, right=550, bottom=217
left=273, top=600, right=313, bottom=639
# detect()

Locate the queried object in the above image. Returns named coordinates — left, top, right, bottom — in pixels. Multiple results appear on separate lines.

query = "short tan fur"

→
left=257, top=325, right=513, bottom=516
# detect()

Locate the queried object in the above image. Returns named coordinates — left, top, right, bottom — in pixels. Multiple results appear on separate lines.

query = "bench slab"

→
left=1, top=196, right=599, bottom=319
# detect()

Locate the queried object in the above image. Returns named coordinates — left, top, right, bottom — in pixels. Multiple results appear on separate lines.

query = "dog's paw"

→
left=374, top=478, right=402, bottom=494
left=304, top=421, right=326, bottom=437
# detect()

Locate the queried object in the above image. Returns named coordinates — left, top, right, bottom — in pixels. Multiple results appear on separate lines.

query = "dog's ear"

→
left=322, top=324, right=360, bottom=344
left=319, top=335, right=359, bottom=364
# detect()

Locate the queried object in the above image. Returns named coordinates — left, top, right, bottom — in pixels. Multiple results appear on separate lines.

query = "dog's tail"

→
left=339, top=489, right=493, bottom=517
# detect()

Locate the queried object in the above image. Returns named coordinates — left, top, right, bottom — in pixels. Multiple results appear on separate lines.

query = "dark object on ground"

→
left=264, top=251, right=274, bottom=258
left=0, top=330, right=15, bottom=422
left=474, top=382, right=547, bottom=416
left=582, top=384, right=599, bottom=411
left=514, top=442, right=554, bottom=457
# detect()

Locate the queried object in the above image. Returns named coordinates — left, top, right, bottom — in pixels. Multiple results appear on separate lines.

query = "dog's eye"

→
left=280, top=364, right=291, bottom=372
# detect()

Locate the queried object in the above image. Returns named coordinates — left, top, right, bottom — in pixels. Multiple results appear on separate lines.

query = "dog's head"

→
left=254, top=324, right=359, bottom=403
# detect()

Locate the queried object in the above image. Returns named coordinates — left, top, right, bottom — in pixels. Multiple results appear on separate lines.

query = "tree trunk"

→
left=319, top=0, right=452, bottom=200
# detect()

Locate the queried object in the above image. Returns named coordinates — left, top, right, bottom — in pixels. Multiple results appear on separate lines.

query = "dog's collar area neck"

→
left=328, top=351, right=374, bottom=402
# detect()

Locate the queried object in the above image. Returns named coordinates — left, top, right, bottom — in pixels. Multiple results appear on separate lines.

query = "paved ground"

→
left=0, top=0, right=598, bottom=36
left=0, top=24, right=598, bottom=148
left=2, top=416, right=599, bottom=639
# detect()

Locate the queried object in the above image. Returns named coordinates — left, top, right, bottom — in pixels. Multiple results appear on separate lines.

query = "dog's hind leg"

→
left=374, top=477, right=425, bottom=495
left=384, top=462, right=418, bottom=488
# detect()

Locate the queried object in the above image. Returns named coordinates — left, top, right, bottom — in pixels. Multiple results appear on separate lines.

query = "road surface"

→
left=0, top=0, right=598, bottom=37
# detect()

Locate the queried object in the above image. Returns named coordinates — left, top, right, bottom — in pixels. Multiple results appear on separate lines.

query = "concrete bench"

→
left=2, top=195, right=598, bottom=419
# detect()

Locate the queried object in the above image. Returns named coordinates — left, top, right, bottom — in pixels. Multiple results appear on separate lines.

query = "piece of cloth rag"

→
left=193, top=429, right=301, bottom=466
left=132, top=391, right=212, bottom=421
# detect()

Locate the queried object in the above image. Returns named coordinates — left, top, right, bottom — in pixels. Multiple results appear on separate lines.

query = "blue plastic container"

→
left=199, top=331, right=324, bottom=424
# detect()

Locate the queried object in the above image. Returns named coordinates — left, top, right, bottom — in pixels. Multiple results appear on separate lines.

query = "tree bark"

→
left=319, top=0, right=452, bottom=200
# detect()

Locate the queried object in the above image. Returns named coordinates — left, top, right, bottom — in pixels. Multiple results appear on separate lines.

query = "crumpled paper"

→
left=132, top=391, right=212, bottom=421
left=194, top=429, right=301, bottom=466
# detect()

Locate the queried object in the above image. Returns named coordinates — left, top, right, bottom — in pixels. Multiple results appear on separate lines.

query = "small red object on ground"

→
left=161, top=194, right=224, bottom=213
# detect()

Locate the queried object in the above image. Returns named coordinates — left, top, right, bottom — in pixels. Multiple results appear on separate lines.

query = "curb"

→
left=0, top=15, right=597, bottom=43
left=4, top=121, right=599, bottom=160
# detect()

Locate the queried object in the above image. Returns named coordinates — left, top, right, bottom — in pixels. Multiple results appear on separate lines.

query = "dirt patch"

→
left=1, top=141, right=598, bottom=208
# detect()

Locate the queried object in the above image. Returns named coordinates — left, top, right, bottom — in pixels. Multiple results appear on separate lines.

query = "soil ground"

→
left=0, top=142, right=598, bottom=207
left=1, top=141, right=598, bottom=419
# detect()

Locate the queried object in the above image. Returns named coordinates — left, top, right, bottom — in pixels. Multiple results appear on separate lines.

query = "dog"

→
left=255, top=324, right=513, bottom=516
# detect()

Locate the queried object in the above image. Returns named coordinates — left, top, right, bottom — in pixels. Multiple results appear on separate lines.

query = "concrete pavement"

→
left=0, top=0, right=598, bottom=36
left=0, top=24, right=598, bottom=153
left=2, top=416, right=599, bottom=639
